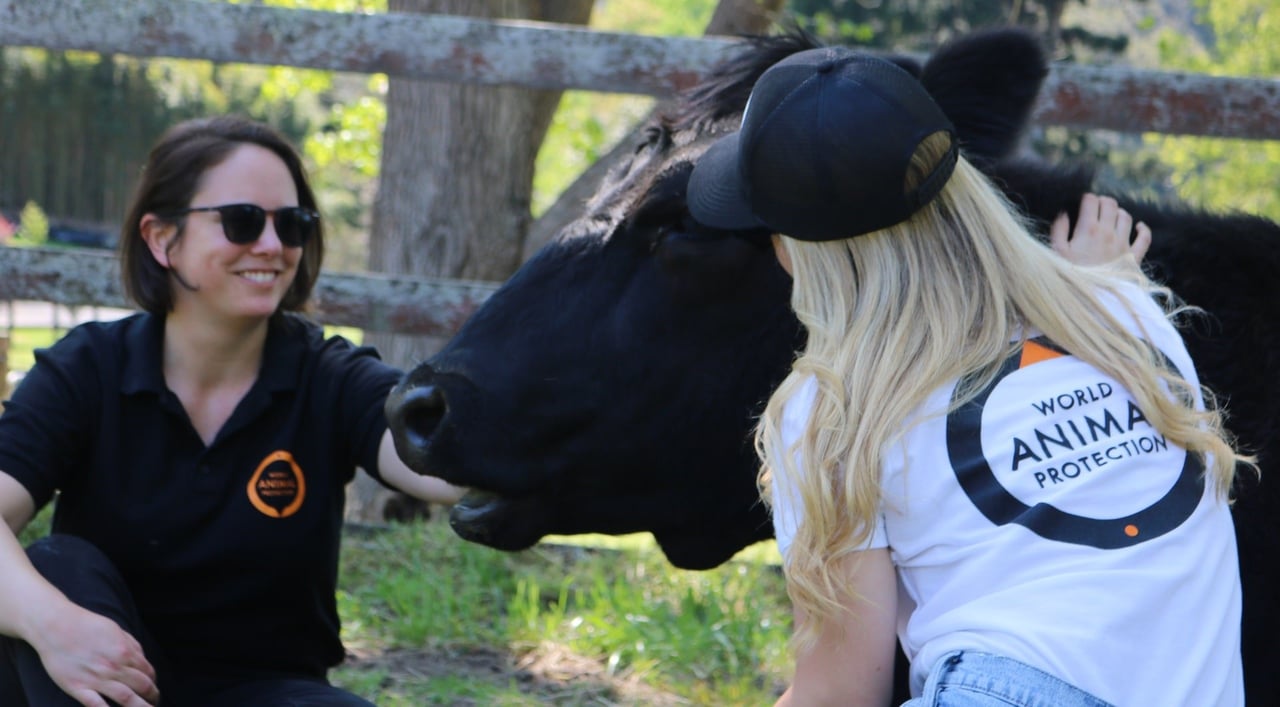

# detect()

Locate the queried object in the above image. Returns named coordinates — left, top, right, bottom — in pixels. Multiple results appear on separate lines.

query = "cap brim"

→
left=687, top=132, right=766, bottom=231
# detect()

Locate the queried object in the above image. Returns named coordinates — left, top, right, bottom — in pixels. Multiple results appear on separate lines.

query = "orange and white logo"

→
left=247, top=450, right=306, bottom=518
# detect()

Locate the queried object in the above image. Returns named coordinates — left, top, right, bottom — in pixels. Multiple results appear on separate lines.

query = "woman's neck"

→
left=162, top=311, right=270, bottom=391
left=161, top=311, right=273, bottom=446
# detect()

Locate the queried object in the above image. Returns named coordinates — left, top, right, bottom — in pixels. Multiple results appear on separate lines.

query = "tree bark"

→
left=353, top=0, right=592, bottom=522
left=368, top=0, right=593, bottom=367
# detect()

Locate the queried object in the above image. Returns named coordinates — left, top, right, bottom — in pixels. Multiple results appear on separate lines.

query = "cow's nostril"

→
left=397, top=384, right=448, bottom=448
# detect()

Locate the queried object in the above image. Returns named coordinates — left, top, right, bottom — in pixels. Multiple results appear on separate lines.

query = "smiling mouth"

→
left=238, top=270, right=278, bottom=283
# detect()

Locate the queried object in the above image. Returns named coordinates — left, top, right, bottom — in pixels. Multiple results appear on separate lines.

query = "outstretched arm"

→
left=376, top=430, right=466, bottom=505
left=1050, top=193, right=1151, bottom=268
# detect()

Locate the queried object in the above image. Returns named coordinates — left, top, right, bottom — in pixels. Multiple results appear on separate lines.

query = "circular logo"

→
left=247, top=450, right=307, bottom=518
left=945, top=339, right=1202, bottom=549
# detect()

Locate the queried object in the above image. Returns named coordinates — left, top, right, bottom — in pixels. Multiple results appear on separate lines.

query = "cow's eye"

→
left=628, top=197, right=686, bottom=247
left=637, top=125, right=665, bottom=154
left=649, top=214, right=718, bottom=253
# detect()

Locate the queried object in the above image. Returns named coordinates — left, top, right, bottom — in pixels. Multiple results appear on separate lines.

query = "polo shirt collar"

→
left=120, top=312, right=166, bottom=395
left=259, top=314, right=311, bottom=393
left=120, top=312, right=311, bottom=396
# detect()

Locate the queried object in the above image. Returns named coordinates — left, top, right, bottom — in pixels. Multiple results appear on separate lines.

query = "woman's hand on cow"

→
left=28, top=600, right=159, bottom=707
left=1050, top=193, right=1151, bottom=269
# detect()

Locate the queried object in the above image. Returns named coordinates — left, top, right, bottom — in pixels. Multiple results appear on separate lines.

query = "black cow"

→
left=387, top=29, right=1279, bottom=703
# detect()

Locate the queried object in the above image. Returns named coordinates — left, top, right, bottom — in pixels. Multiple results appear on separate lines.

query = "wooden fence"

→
left=0, top=246, right=496, bottom=336
left=1, top=0, right=1278, bottom=337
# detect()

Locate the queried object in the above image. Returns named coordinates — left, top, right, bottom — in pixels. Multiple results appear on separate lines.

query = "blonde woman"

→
left=688, top=48, right=1246, bottom=707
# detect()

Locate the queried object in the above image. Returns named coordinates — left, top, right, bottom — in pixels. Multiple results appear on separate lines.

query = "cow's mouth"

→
left=448, top=489, right=547, bottom=552
left=449, top=489, right=503, bottom=543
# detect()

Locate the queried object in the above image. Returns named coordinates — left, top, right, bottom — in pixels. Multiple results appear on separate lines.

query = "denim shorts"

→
left=901, top=651, right=1115, bottom=707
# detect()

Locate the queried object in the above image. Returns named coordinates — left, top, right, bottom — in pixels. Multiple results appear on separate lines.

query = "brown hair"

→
left=119, top=115, right=325, bottom=314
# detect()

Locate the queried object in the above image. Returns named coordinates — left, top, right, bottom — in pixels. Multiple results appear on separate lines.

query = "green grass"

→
left=333, top=520, right=792, bottom=704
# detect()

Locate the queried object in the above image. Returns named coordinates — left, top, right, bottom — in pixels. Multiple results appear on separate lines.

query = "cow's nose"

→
left=385, top=383, right=448, bottom=461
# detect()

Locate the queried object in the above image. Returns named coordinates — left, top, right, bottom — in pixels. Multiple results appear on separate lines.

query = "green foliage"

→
left=791, top=0, right=1027, bottom=50
left=533, top=91, right=651, bottom=216
left=0, top=48, right=196, bottom=229
left=533, top=0, right=718, bottom=217
left=1149, top=0, right=1280, bottom=220
left=16, top=201, right=49, bottom=245
left=307, top=90, right=386, bottom=180
left=592, top=0, right=716, bottom=37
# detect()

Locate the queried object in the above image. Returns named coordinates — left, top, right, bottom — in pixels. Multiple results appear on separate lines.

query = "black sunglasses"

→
left=165, top=203, right=319, bottom=248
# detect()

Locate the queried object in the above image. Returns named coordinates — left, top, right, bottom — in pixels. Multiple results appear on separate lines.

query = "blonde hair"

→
left=756, top=133, right=1250, bottom=650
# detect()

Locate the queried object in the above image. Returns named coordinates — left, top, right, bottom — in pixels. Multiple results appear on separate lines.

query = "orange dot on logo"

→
left=1124, top=524, right=1139, bottom=537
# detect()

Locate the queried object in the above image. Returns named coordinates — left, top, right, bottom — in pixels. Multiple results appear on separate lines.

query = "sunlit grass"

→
left=334, top=520, right=792, bottom=704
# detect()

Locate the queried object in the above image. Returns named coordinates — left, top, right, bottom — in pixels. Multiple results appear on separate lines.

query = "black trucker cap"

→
left=687, top=46, right=958, bottom=241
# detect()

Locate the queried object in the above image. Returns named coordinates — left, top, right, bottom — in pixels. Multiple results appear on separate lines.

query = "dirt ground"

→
left=344, top=642, right=690, bottom=706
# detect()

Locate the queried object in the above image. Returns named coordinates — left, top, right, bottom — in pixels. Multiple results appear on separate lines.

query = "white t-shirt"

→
left=771, top=285, right=1243, bottom=707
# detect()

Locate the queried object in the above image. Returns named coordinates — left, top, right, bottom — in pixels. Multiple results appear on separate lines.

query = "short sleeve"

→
left=770, top=375, right=888, bottom=559
left=0, top=327, right=102, bottom=507
left=319, top=337, right=402, bottom=482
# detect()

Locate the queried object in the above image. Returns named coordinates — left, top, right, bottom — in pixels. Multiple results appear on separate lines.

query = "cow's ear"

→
left=921, top=27, right=1049, bottom=167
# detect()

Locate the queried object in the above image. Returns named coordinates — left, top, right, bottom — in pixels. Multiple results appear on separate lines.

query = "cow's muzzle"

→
left=385, top=381, right=447, bottom=473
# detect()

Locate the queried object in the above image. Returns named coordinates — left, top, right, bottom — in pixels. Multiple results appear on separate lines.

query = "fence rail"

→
left=0, top=247, right=495, bottom=337
left=2, top=0, right=1279, bottom=141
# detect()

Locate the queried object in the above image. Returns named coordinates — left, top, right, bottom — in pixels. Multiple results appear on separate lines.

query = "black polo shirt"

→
left=0, top=312, right=400, bottom=679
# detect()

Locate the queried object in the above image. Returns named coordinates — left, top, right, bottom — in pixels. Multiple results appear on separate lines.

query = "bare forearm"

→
left=0, top=472, right=69, bottom=642
left=0, top=521, right=74, bottom=644
left=376, top=430, right=466, bottom=505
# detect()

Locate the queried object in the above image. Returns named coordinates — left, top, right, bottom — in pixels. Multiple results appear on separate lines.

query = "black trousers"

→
left=0, top=534, right=375, bottom=707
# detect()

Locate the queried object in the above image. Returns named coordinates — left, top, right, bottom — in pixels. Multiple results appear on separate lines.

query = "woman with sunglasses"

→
left=0, top=115, right=463, bottom=706
left=687, top=48, right=1247, bottom=706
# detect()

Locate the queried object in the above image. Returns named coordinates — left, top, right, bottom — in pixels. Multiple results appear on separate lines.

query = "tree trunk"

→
left=352, top=0, right=592, bottom=523
left=366, top=0, right=592, bottom=368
